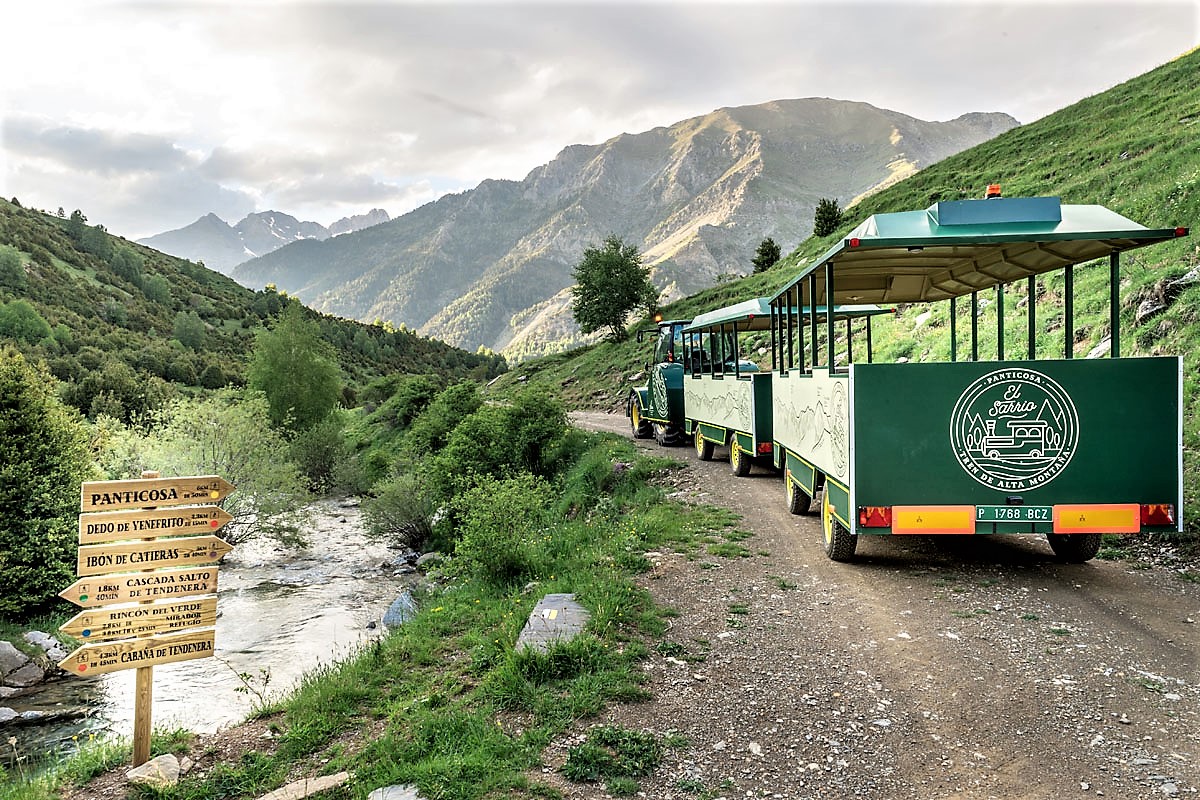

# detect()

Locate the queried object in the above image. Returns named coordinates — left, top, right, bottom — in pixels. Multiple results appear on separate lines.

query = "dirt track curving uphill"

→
left=556, top=410, right=1200, bottom=799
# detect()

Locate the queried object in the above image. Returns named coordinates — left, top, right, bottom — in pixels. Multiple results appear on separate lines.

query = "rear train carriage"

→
left=769, top=192, right=1188, bottom=562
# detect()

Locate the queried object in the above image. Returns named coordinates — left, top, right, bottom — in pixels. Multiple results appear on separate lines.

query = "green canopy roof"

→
left=683, top=298, right=891, bottom=333
left=772, top=196, right=1187, bottom=305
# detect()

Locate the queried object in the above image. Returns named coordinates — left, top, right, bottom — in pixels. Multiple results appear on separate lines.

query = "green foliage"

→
left=249, top=304, right=342, bottom=432
left=751, top=236, right=781, bottom=273
left=571, top=234, right=658, bottom=342
left=0, top=348, right=97, bottom=615
left=97, top=391, right=309, bottom=547
left=561, top=725, right=666, bottom=786
left=452, top=474, right=552, bottom=582
left=402, top=381, right=483, bottom=459
left=172, top=310, right=206, bottom=350
left=0, top=300, right=52, bottom=342
left=362, top=471, right=435, bottom=549
left=287, top=410, right=364, bottom=494
left=0, top=244, right=27, bottom=290
left=813, top=197, right=843, bottom=237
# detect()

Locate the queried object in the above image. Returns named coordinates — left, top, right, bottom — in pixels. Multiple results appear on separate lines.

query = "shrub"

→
left=402, top=381, right=481, bottom=457
left=289, top=411, right=365, bottom=494
left=362, top=472, right=435, bottom=550
left=452, top=474, right=552, bottom=582
left=0, top=348, right=97, bottom=615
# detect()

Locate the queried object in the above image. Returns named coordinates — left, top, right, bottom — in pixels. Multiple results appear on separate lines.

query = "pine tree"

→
left=814, top=198, right=844, bottom=237
left=752, top=237, right=782, bottom=273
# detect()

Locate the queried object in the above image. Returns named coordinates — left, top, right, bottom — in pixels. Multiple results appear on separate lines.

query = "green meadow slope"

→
left=491, top=47, right=1200, bottom=528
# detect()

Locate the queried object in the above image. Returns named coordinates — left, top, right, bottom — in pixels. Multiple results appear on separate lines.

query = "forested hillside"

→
left=0, top=200, right=504, bottom=422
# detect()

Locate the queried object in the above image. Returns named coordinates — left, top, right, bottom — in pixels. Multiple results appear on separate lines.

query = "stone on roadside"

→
left=127, top=754, right=182, bottom=788
left=368, top=785, right=425, bottom=800
left=255, top=771, right=352, bottom=800
left=516, top=594, right=590, bottom=653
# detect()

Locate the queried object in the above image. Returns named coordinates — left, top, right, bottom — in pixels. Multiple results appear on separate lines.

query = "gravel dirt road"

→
left=555, top=411, right=1200, bottom=800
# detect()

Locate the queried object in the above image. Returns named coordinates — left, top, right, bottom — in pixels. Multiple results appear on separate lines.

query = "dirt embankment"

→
left=564, top=410, right=1200, bottom=800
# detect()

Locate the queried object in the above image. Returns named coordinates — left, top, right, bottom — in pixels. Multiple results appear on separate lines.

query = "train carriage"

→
left=769, top=192, right=1188, bottom=562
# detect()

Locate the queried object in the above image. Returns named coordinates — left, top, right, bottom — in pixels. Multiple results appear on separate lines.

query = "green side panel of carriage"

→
left=850, top=357, right=1182, bottom=532
left=645, top=362, right=686, bottom=424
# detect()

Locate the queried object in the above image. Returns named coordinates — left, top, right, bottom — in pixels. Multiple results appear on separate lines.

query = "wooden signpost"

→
left=58, top=472, right=235, bottom=767
left=59, top=597, right=219, bottom=642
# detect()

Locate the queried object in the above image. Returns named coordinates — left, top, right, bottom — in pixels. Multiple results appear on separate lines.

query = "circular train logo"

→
left=949, top=368, right=1079, bottom=490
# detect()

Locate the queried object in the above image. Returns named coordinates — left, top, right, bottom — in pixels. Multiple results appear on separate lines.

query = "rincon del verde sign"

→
left=949, top=368, right=1079, bottom=491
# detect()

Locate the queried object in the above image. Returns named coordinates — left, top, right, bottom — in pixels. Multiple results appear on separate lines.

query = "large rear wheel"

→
left=730, top=442, right=752, bottom=477
left=694, top=427, right=714, bottom=461
left=786, top=472, right=814, bottom=515
left=1046, top=532, right=1102, bottom=563
left=822, top=488, right=857, bottom=562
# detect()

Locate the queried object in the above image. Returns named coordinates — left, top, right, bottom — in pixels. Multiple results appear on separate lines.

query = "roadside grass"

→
left=13, top=434, right=738, bottom=800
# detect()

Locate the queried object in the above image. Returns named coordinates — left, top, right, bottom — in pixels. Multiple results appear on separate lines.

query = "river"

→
left=6, top=499, right=418, bottom=769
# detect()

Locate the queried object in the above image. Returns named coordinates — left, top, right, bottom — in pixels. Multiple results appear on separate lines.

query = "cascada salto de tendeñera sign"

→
left=949, top=367, right=1080, bottom=491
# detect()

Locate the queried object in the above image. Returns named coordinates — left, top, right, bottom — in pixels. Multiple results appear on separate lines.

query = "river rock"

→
left=368, top=786, right=424, bottom=800
left=383, top=591, right=419, bottom=628
left=415, top=552, right=446, bottom=571
left=255, top=771, right=351, bottom=800
left=0, top=687, right=18, bottom=699
left=128, top=753, right=182, bottom=788
left=0, top=641, right=29, bottom=676
left=24, top=631, right=68, bottom=663
left=4, top=662, right=44, bottom=688
left=0, top=707, right=17, bottom=724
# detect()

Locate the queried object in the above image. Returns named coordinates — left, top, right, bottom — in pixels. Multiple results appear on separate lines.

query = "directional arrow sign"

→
left=59, top=597, right=218, bottom=642
left=76, top=536, right=233, bottom=577
left=80, top=475, right=236, bottom=513
left=58, top=628, right=216, bottom=676
left=79, top=506, right=234, bottom=545
left=59, top=566, right=219, bottom=608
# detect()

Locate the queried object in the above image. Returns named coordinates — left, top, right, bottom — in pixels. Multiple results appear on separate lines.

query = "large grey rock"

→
left=25, top=631, right=68, bottom=663
left=415, top=552, right=446, bottom=571
left=383, top=591, right=419, bottom=628
left=4, top=662, right=44, bottom=688
left=367, top=786, right=424, bottom=800
left=255, top=771, right=351, bottom=800
left=0, top=642, right=29, bottom=676
left=128, top=754, right=182, bottom=788
left=0, top=707, right=17, bottom=724
left=516, top=593, right=591, bottom=653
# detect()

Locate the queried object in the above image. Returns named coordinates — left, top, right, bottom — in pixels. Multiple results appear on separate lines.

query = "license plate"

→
left=976, top=505, right=1052, bottom=522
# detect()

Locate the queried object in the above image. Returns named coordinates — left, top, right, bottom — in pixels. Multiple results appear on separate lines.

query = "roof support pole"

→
left=795, top=287, right=805, bottom=373
left=996, top=283, right=1005, bottom=361
left=825, top=265, right=836, bottom=375
left=1027, top=275, right=1037, bottom=359
left=867, top=317, right=874, bottom=363
left=809, top=274, right=819, bottom=372
left=1065, top=266, right=1074, bottom=359
left=770, top=303, right=777, bottom=371
left=971, top=291, right=979, bottom=361
left=1110, top=251, right=1121, bottom=358
left=846, top=318, right=854, bottom=364
left=785, top=286, right=794, bottom=370
left=950, top=296, right=958, bottom=362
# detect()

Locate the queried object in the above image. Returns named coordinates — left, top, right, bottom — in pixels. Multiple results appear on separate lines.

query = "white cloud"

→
left=2, top=0, right=1196, bottom=238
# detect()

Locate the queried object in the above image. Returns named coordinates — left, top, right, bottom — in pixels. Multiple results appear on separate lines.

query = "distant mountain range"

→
left=138, top=208, right=390, bottom=275
left=226, top=98, right=1016, bottom=358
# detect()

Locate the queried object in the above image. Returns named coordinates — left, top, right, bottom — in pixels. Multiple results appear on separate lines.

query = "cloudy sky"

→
left=2, top=1, right=1197, bottom=240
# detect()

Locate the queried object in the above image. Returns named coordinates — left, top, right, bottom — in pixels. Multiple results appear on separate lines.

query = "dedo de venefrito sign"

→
left=78, top=506, right=233, bottom=545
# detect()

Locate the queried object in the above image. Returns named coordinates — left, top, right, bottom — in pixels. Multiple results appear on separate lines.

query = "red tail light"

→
left=1175, top=227, right=1189, bottom=237
left=858, top=506, right=892, bottom=528
left=1140, top=504, right=1175, bottom=526
left=757, top=442, right=772, bottom=454
left=849, top=237, right=861, bottom=248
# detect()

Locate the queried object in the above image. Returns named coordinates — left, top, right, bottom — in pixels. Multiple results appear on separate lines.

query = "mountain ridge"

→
left=232, top=98, right=1017, bottom=358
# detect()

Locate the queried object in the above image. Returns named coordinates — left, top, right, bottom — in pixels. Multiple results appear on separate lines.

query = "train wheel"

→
left=786, top=473, right=813, bottom=515
left=822, top=489, right=857, bottom=561
left=1045, top=532, right=1102, bottom=563
left=730, top=442, right=752, bottom=477
left=629, top=399, right=652, bottom=439
left=694, top=427, right=714, bottom=461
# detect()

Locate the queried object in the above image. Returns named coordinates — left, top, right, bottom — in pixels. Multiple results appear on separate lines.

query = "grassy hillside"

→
left=489, top=47, right=1200, bottom=527
left=0, top=200, right=504, bottom=421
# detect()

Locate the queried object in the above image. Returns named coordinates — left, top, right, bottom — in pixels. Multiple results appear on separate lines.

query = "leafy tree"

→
left=570, top=234, right=658, bottom=343
left=143, top=274, right=172, bottom=305
left=0, top=348, right=97, bottom=614
left=96, top=391, right=310, bottom=547
left=813, top=198, right=844, bottom=237
left=249, top=304, right=342, bottom=432
left=0, top=245, right=26, bottom=290
left=173, top=310, right=206, bottom=350
left=0, top=300, right=52, bottom=342
left=752, top=237, right=782, bottom=273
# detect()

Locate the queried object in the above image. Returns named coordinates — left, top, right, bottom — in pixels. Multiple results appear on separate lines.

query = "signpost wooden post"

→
left=58, top=471, right=235, bottom=768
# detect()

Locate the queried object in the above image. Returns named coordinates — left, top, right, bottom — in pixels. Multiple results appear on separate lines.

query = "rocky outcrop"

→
left=233, top=98, right=1017, bottom=358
